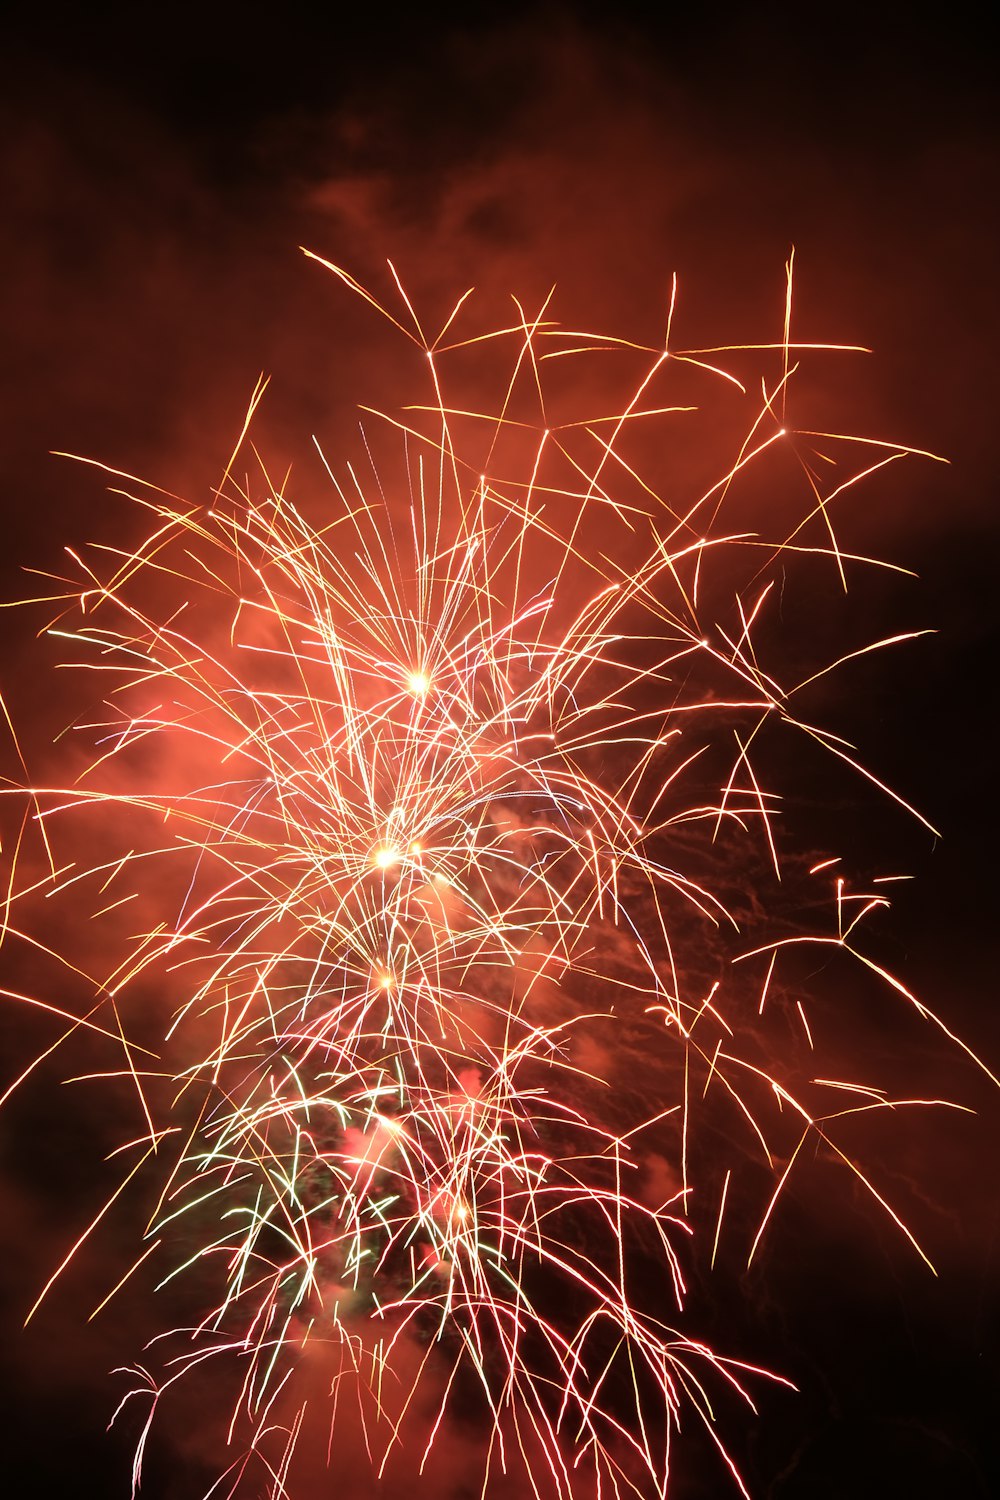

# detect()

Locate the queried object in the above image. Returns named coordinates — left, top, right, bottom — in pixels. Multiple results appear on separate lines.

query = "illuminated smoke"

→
left=3, top=249, right=992, bottom=1498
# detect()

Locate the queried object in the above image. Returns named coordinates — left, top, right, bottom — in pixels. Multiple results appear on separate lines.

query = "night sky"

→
left=1, top=5, right=997, bottom=1497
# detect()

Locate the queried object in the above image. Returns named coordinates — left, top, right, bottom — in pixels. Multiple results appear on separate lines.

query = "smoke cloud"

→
left=1, top=10, right=996, bottom=1498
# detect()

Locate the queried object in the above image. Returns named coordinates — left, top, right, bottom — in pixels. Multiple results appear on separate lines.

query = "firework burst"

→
left=1, top=254, right=987, bottom=1498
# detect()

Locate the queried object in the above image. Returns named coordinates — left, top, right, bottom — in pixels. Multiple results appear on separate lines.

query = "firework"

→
left=1, top=255, right=986, bottom=1498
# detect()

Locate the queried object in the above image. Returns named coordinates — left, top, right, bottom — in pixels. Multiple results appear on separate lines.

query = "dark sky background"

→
left=1, top=5, right=997, bottom=1497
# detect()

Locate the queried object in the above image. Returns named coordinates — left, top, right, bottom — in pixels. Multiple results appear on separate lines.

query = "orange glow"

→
left=1, top=251, right=990, bottom=1500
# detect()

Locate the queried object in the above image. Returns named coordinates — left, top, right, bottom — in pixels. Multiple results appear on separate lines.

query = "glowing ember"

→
left=1, top=253, right=991, bottom=1498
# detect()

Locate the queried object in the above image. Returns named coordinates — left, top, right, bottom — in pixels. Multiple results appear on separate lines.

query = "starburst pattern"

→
left=2, top=255, right=985, bottom=1499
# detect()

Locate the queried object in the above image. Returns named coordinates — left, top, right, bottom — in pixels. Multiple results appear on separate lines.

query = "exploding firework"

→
left=1, top=254, right=989, bottom=1498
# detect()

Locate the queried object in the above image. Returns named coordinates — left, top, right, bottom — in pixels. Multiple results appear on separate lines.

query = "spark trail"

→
left=1, top=255, right=985, bottom=1499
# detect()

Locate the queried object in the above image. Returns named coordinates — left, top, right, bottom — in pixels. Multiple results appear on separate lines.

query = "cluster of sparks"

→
left=1, top=254, right=989, bottom=1499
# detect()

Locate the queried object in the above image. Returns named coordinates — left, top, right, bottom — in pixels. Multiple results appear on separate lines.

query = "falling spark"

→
left=0, top=254, right=988, bottom=1499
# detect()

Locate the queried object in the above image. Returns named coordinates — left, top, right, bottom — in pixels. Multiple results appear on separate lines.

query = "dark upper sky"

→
left=6, top=3, right=995, bottom=147
left=1, top=5, right=997, bottom=1497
